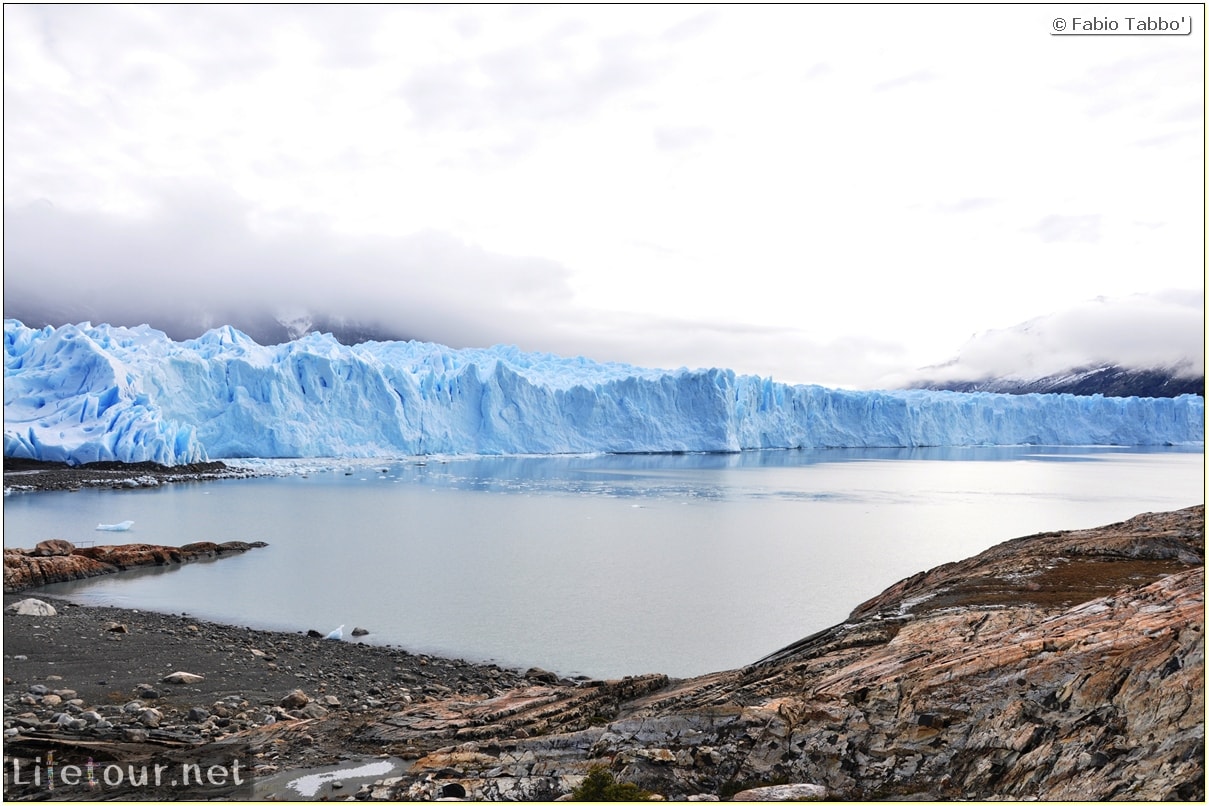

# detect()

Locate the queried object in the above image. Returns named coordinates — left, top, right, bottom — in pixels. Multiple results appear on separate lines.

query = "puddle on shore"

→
left=253, top=756, right=410, bottom=800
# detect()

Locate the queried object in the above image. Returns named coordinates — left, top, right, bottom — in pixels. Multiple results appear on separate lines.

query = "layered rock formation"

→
left=358, top=506, right=1204, bottom=801
left=3, top=540, right=267, bottom=593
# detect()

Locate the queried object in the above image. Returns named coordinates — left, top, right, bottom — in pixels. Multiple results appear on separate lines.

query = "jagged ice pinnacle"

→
left=4, top=320, right=1204, bottom=466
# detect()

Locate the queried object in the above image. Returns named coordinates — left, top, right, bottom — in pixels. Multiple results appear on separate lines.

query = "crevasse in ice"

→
left=4, top=320, right=1203, bottom=465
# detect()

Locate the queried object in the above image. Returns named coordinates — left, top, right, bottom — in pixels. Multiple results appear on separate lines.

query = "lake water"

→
left=5, top=446, right=1203, bottom=679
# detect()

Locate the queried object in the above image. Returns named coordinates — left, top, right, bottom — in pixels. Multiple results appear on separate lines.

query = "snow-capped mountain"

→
left=897, top=292, right=1204, bottom=398
left=4, top=320, right=1203, bottom=466
left=910, top=364, right=1203, bottom=398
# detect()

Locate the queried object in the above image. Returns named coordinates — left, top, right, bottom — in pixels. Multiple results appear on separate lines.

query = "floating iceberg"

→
left=3, top=320, right=1203, bottom=466
left=96, top=520, right=134, bottom=531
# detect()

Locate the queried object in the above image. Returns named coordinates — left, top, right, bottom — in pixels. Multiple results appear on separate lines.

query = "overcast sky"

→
left=3, top=4, right=1204, bottom=387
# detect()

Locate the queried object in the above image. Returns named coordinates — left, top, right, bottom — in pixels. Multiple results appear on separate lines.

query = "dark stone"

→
left=217, top=541, right=253, bottom=552
left=440, top=783, right=467, bottom=799
left=524, top=667, right=559, bottom=684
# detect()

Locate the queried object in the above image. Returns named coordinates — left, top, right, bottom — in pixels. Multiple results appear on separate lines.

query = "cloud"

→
left=1027, top=214, right=1102, bottom=243
left=886, top=291, right=1205, bottom=387
left=873, top=70, right=936, bottom=92
left=653, top=125, right=714, bottom=151
left=398, top=26, right=669, bottom=134
left=935, top=197, right=998, bottom=214
left=3, top=185, right=905, bottom=387
left=3, top=185, right=572, bottom=348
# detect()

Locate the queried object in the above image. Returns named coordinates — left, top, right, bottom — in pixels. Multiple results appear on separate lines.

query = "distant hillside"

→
left=912, top=364, right=1205, bottom=398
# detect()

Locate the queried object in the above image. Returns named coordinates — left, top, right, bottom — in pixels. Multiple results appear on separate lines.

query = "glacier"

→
left=3, top=320, right=1204, bottom=466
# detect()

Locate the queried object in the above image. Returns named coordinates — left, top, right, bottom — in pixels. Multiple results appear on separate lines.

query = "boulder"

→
left=5, top=598, right=57, bottom=616
left=161, top=671, right=205, bottom=684
left=524, top=667, right=560, bottom=684
left=295, top=702, right=329, bottom=720
left=731, top=784, right=828, bottom=801
left=32, top=540, right=74, bottom=557
left=280, top=689, right=310, bottom=708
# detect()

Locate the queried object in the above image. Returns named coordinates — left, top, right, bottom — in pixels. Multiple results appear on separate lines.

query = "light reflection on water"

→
left=5, top=446, right=1203, bottom=679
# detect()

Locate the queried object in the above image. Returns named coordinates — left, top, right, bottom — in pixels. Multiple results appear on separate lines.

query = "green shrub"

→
left=570, top=766, right=652, bottom=801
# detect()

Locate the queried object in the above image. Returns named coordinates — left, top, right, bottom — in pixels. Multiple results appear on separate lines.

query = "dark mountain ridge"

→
left=912, top=363, right=1204, bottom=398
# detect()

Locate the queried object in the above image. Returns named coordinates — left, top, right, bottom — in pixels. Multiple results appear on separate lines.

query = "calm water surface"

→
left=5, top=447, right=1203, bottom=678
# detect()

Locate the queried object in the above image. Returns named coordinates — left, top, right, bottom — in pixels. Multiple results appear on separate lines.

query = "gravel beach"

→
left=2, top=592, right=543, bottom=800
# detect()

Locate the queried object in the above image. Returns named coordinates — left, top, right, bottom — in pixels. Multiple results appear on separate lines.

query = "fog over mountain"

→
left=890, top=291, right=1204, bottom=397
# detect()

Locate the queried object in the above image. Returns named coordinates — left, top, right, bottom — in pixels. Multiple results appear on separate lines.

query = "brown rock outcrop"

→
left=359, top=506, right=1204, bottom=801
left=364, top=674, right=670, bottom=748
left=3, top=541, right=268, bottom=593
left=32, top=539, right=75, bottom=557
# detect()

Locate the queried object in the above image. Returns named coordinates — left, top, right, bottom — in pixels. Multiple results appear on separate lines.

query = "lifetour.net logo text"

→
left=3, top=749, right=253, bottom=798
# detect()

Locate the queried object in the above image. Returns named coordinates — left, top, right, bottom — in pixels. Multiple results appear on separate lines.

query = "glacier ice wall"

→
left=4, top=320, right=1204, bottom=465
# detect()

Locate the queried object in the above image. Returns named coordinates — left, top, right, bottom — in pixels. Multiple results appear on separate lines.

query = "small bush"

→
left=570, top=766, right=651, bottom=801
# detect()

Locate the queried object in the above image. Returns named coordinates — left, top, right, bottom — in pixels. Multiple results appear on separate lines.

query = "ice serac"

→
left=4, top=320, right=1205, bottom=465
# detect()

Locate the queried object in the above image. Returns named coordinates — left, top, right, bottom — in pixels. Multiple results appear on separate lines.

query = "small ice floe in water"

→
left=96, top=520, right=134, bottom=531
left=326, top=624, right=344, bottom=640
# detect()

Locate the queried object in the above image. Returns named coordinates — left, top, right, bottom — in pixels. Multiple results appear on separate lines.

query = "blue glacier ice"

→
left=3, top=320, right=1204, bottom=465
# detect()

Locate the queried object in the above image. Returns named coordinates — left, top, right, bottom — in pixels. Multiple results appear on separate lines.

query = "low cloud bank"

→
left=886, top=290, right=1204, bottom=388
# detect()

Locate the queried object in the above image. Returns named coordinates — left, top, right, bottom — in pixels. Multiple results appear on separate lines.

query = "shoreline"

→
left=4, top=501, right=1204, bottom=800
left=3, top=458, right=256, bottom=494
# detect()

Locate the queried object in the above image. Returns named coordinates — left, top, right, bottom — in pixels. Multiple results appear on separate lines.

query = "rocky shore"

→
left=4, top=540, right=269, bottom=594
left=3, top=505, right=1204, bottom=801
left=2, top=458, right=253, bottom=493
